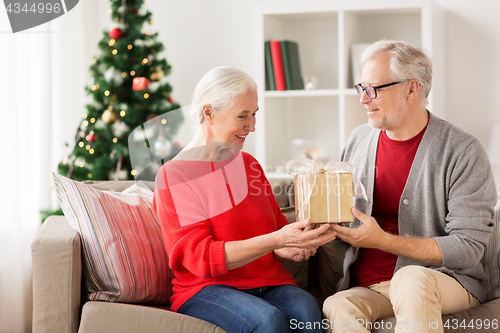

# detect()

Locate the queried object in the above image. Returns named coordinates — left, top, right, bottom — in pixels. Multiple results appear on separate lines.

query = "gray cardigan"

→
left=339, top=111, right=497, bottom=303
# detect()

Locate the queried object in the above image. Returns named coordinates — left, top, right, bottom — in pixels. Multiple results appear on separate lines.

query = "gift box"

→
left=286, top=159, right=366, bottom=223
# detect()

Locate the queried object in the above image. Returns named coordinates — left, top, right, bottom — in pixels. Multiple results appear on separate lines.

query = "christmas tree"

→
left=42, top=0, right=183, bottom=221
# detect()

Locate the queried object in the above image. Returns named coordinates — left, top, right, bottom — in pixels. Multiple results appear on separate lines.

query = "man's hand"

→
left=331, top=207, right=443, bottom=266
left=330, top=207, right=389, bottom=248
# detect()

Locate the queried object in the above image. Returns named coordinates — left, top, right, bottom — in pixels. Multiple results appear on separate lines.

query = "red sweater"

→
left=350, top=127, right=426, bottom=287
left=153, top=150, right=296, bottom=311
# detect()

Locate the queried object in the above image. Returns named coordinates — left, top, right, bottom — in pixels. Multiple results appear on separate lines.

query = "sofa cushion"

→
left=269, top=180, right=294, bottom=208
left=53, top=173, right=172, bottom=304
left=484, top=197, right=500, bottom=301
left=79, top=301, right=228, bottom=333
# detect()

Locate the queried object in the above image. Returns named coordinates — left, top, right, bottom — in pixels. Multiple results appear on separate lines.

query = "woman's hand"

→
left=275, top=219, right=337, bottom=249
left=274, top=246, right=317, bottom=262
left=225, top=219, right=336, bottom=271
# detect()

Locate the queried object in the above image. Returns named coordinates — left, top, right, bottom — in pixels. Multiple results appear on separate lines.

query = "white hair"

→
left=361, top=40, right=433, bottom=107
left=190, top=66, right=257, bottom=126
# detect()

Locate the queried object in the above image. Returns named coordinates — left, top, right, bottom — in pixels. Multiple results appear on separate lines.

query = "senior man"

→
left=322, top=40, right=497, bottom=333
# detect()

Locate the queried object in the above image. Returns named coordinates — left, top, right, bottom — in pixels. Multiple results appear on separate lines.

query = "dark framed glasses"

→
left=354, top=81, right=406, bottom=99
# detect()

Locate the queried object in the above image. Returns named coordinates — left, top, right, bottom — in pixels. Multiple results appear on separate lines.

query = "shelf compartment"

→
left=263, top=96, right=340, bottom=170
left=264, top=12, right=339, bottom=90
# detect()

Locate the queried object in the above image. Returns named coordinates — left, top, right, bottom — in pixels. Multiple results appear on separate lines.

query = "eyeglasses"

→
left=354, top=81, right=405, bottom=99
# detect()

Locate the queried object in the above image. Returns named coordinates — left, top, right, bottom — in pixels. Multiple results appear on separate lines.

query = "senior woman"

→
left=154, top=66, right=336, bottom=333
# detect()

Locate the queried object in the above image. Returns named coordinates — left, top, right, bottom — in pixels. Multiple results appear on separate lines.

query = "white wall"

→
left=436, top=0, right=500, bottom=145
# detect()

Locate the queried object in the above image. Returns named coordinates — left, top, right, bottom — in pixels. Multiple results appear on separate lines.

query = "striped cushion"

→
left=484, top=196, right=500, bottom=301
left=53, top=172, right=172, bottom=304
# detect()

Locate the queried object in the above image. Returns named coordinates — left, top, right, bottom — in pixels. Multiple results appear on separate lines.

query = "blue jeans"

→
left=177, top=284, right=323, bottom=333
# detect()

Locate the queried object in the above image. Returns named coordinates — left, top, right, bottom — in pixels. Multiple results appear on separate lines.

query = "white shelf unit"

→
left=253, top=0, right=445, bottom=174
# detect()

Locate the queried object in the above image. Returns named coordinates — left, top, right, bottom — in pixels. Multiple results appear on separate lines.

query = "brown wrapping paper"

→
left=294, top=170, right=354, bottom=223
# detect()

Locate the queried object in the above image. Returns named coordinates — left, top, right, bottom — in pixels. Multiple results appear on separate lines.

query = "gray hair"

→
left=190, top=66, right=257, bottom=126
left=361, top=40, right=432, bottom=106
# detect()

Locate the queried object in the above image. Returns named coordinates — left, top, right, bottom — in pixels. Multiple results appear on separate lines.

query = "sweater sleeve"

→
left=250, top=155, right=290, bottom=229
left=154, top=164, right=228, bottom=279
left=433, top=138, right=497, bottom=269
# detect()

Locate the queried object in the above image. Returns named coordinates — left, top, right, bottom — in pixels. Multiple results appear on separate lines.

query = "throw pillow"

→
left=53, top=173, right=172, bottom=304
left=484, top=196, right=500, bottom=301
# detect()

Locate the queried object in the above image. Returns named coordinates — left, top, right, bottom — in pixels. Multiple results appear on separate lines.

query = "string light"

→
left=80, top=131, right=85, bottom=138
left=84, top=121, right=89, bottom=126
left=104, top=90, right=110, bottom=96
left=120, top=110, right=126, bottom=117
left=90, top=118, right=96, bottom=123
left=145, top=31, right=150, bottom=36
left=144, top=93, right=149, bottom=99
left=93, top=56, right=99, bottom=63
left=88, top=173, right=93, bottom=178
left=113, top=138, right=118, bottom=143
left=130, top=71, right=135, bottom=76
left=127, top=45, right=133, bottom=50
left=109, top=39, right=116, bottom=46
left=161, top=119, right=167, bottom=125
left=112, top=49, right=118, bottom=55
left=79, top=142, right=84, bottom=148
left=131, top=170, right=137, bottom=176
left=89, top=149, right=95, bottom=154
left=142, top=58, right=149, bottom=65
left=86, top=145, right=91, bottom=150
left=121, top=72, right=126, bottom=77
left=79, top=162, right=85, bottom=168
left=83, top=114, right=87, bottom=119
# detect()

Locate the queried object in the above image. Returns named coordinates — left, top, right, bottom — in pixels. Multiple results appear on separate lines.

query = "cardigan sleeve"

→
left=153, top=164, right=228, bottom=279
left=433, top=138, right=497, bottom=269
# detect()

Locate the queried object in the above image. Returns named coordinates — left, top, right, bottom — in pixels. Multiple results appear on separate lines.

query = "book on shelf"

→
left=281, top=40, right=304, bottom=90
left=269, top=40, right=286, bottom=90
left=265, top=40, right=303, bottom=91
left=264, top=41, right=276, bottom=90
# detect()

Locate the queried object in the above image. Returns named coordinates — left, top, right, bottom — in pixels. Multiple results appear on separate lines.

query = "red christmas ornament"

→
left=133, top=77, right=151, bottom=91
left=168, top=96, right=174, bottom=102
left=87, top=134, right=97, bottom=142
left=109, top=28, right=123, bottom=40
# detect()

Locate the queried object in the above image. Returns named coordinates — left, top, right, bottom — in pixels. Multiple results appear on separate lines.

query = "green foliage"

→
left=40, top=207, right=64, bottom=223
left=46, top=0, right=182, bottom=222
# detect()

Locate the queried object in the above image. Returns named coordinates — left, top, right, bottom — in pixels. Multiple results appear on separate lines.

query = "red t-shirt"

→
left=350, top=126, right=426, bottom=287
left=153, top=150, right=296, bottom=311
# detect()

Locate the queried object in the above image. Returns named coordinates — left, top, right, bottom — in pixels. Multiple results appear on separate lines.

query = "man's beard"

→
left=368, top=95, right=409, bottom=132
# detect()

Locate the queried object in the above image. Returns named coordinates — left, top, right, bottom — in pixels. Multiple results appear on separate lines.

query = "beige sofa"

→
left=32, top=181, right=500, bottom=333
